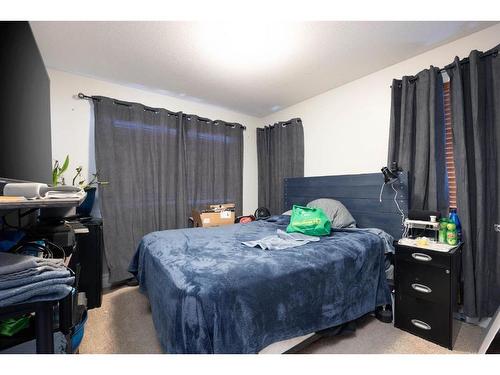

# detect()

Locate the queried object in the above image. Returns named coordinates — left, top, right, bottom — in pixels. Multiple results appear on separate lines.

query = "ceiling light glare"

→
left=198, top=22, right=297, bottom=71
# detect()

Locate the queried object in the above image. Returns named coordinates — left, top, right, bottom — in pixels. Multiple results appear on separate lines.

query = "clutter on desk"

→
left=3, top=183, right=84, bottom=200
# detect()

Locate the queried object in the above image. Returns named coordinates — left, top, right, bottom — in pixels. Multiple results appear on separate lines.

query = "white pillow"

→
left=306, top=198, right=356, bottom=228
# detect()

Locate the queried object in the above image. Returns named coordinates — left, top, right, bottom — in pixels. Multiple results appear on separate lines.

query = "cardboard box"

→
left=192, top=203, right=235, bottom=228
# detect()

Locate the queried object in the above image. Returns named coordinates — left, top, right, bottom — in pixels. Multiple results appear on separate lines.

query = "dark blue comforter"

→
left=129, top=215, right=390, bottom=353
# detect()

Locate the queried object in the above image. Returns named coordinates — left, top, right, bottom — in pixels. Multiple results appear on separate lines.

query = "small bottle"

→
left=439, top=218, right=448, bottom=243
left=446, top=222, right=458, bottom=246
left=448, top=208, right=462, bottom=242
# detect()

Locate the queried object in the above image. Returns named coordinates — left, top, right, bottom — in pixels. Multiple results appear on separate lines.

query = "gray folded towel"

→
left=0, top=252, right=40, bottom=276
left=0, top=276, right=75, bottom=302
left=0, top=252, right=73, bottom=307
left=0, top=284, right=74, bottom=307
left=0, top=252, right=65, bottom=276
left=36, top=258, right=65, bottom=267
left=0, top=269, right=71, bottom=290
left=0, top=264, right=64, bottom=282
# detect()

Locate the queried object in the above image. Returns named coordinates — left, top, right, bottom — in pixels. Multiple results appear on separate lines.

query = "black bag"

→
left=254, top=207, right=270, bottom=220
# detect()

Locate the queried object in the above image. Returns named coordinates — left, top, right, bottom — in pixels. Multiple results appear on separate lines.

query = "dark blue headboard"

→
left=283, top=172, right=409, bottom=239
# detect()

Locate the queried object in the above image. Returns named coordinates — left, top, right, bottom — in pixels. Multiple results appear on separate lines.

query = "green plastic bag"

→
left=0, top=315, right=31, bottom=337
left=286, top=205, right=331, bottom=236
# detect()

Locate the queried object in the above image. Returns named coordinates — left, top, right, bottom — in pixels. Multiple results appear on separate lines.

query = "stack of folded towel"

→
left=0, top=252, right=74, bottom=308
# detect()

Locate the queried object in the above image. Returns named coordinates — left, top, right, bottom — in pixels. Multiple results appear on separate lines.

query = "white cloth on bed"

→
left=242, top=229, right=320, bottom=250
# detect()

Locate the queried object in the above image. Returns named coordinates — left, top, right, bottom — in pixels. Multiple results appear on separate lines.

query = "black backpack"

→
left=254, top=207, right=271, bottom=220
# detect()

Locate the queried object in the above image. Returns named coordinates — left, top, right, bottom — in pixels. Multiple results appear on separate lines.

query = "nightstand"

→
left=394, top=242, right=462, bottom=350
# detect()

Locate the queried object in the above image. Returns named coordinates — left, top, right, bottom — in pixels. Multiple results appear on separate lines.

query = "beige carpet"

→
left=79, top=285, right=162, bottom=354
left=79, top=285, right=484, bottom=354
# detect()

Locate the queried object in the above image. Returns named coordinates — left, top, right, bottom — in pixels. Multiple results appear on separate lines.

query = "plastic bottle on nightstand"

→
left=439, top=218, right=448, bottom=243
left=448, top=208, right=462, bottom=242
left=446, top=222, right=458, bottom=246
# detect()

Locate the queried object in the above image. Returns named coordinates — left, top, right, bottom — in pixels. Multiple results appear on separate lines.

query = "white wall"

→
left=48, top=69, right=260, bottom=214
left=261, top=23, right=500, bottom=178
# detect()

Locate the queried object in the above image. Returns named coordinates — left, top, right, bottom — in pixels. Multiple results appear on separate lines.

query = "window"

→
left=443, top=81, right=457, bottom=209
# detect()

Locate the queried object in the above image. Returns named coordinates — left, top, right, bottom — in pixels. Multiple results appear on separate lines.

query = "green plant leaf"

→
left=52, top=160, right=60, bottom=186
left=52, top=169, right=58, bottom=186
left=60, top=155, right=70, bottom=174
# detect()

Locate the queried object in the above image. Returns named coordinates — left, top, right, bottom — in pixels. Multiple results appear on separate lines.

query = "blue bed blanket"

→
left=129, top=216, right=391, bottom=353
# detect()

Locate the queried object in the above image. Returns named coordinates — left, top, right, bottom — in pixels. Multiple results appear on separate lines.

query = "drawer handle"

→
left=411, top=253, right=432, bottom=262
left=411, top=283, right=432, bottom=294
left=411, top=319, right=431, bottom=330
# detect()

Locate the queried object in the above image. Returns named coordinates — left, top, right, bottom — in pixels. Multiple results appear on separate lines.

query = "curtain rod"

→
left=257, top=118, right=302, bottom=130
left=390, top=47, right=498, bottom=88
left=77, top=93, right=246, bottom=130
left=441, top=47, right=498, bottom=72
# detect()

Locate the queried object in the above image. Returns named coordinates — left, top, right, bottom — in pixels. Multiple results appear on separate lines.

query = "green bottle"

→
left=446, top=222, right=458, bottom=246
left=439, top=219, right=448, bottom=243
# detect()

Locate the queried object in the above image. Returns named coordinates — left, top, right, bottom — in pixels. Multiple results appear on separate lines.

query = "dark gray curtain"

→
left=387, top=67, right=447, bottom=214
left=94, top=97, right=244, bottom=283
left=257, top=118, right=304, bottom=215
left=184, top=115, right=243, bottom=216
left=446, top=46, right=500, bottom=318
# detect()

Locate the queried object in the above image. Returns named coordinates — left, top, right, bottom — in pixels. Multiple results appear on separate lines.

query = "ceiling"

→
left=31, top=21, right=497, bottom=117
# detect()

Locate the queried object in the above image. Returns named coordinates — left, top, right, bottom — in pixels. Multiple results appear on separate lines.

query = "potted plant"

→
left=72, top=166, right=109, bottom=217
left=52, top=155, right=70, bottom=186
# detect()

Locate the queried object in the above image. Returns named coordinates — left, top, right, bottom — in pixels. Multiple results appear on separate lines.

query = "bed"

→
left=129, top=172, right=409, bottom=354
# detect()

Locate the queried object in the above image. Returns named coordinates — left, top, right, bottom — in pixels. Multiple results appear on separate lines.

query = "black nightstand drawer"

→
left=394, top=243, right=461, bottom=350
left=395, top=295, right=450, bottom=347
left=395, top=244, right=450, bottom=268
left=397, top=260, right=450, bottom=303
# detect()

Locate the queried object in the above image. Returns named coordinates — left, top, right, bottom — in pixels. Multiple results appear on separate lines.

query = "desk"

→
left=0, top=193, right=84, bottom=353
left=0, top=197, right=86, bottom=210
